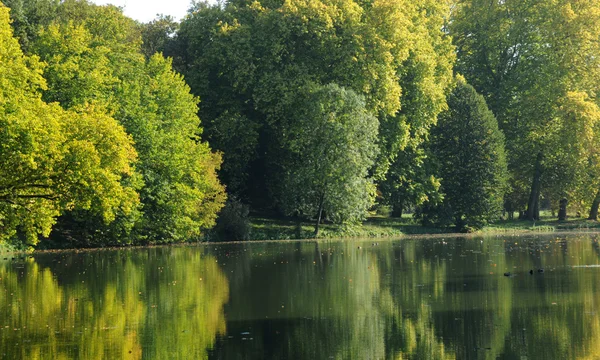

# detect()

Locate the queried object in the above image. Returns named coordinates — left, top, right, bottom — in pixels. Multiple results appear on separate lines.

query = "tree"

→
left=375, top=0, right=455, bottom=216
left=278, top=84, right=379, bottom=235
left=25, top=1, right=225, bottom=244
left=174, top=0, right=426, bottom=207
left=378, top=146, right=441, bottom=218
left=116, top=54, right=227, bottom=241
left=541, top=92, right=600, bottom=219
left=140, top=14, right=178, bottom=59
left=0, top=4, right=138, bottom=245
left=1, top=0, right=58, bottom=50
left=450, top=0, right=600, bottom=220
left=426, top=78, right=508, bottom=230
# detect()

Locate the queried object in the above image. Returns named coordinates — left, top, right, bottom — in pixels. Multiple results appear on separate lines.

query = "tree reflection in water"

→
left=2, top=234, right=600, bottom=359
left=0, top=248, right=229, bottom=359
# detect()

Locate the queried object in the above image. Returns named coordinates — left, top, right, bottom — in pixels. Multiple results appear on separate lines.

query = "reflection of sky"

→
left=90, top=0, right=195, bottom=23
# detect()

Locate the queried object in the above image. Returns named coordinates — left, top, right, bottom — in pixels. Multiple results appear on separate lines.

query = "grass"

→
left=483, top=216, right=600, bottom=233
left=246, top=211, right=600, bottom=241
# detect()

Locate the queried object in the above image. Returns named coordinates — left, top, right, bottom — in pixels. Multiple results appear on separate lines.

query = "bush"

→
left=213, top=197, right=250, bottom=241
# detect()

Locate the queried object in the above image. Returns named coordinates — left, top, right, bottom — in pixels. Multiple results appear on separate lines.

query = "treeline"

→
left=1, top=0, right=600, bottom=247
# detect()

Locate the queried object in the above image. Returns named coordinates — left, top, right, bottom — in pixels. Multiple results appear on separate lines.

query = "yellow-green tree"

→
left=0, top=4, right=138, bottom=245
left=451, top=0, right=600, bottom=220
left=27, top=2, right=225, bottom=244
left=377, top=0, right=455, bottom=216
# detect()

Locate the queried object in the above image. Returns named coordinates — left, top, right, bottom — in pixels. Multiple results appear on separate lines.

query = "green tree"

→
left=450, top=0, right=600, bottom=220
left=116, top=54, right=227, bottom=242
left=174, top=0, right=423, bottom=206
left=278, top=84, right=379, bottom=235
left=426, top=79, right=508, bottom=230
left=140, top=14, right=178, bottom=59
left=0, top=4, right=138, bottom=245
left=0, top=0, right=58, bottom=50
left=174, top=0, right=456, bottom=218
left=375, top=0, right=454, bottom=218
left=378, top=146, right=441, bottom=218
left=26, top=1, right=225, bottom=244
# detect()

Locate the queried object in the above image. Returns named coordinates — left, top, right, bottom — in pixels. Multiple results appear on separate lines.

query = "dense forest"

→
left=1, top=0, right=600, bottom=248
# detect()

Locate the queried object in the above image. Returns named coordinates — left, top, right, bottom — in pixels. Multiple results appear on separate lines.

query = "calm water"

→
left=1, top=233, right=600, bottom=359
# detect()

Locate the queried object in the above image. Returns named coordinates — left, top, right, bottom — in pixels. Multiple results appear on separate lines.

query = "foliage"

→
left=375, top=0, right=455, bottom=174
left=116, top=53, right=227, bottom=242
left=140, top=14, right=178, bottom=59
left=450, top=0, right=600, bottom=218
left=173, top=0, right=453, bottom=208
left=1, top=1, right=225, bottom=246
left=6, top=0, right=600, bottom=245
left=378, top=146, right=442, bottom=218
left=375, top=0, right=454, bottom=219
left=425, top=78, right=508, bottom=230
left=0, top=0, right=58, bottom=50
left=543, top=92, right=600, bottom=213
left=212, top=196, right=251, bottom=241
left=0, top=4, right=138, bottom=245
left=277, top=84, right=379, bottom=233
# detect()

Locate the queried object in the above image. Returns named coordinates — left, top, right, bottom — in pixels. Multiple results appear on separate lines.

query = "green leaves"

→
left=425, top=79, right=508, bottom=230
left=1, top=2, right=226, bottom=246
left=0, top=5, right=138, bottom=244
left=174, top=0, right=455, bottom=221
left=123, top=54, right=226, bottom=241
left=278, top=83, right=379, bottom=228
left=451, top=0, right=600, bottom=215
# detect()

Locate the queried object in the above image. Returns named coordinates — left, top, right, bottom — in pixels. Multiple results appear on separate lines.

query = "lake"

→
left=1, top=233, right=600, bottom=359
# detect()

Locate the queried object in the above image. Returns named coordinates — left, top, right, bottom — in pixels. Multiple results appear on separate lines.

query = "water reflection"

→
left=0, top=249, right=229, bottom=359
left=1, top=234, right=600, bottom=359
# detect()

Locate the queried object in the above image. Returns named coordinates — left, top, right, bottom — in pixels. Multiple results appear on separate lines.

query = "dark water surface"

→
left=2, top=233, right=600, bottom=359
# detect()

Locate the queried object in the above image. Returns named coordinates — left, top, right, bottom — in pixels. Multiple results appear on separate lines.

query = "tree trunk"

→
left=526, top=152, right=543, bottom=221
left=455, top=215, right=464, bottom=232
left=314, top=193, right=325, bottom=237
left=391, top=199, right=404, bottom=218
left=589, top=191, right=600, bottom=220
left=558, top=198, right=568, bottom=221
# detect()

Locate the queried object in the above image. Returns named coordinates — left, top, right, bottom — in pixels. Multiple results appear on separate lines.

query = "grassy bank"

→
left=247, top=213, right=600, bottom=241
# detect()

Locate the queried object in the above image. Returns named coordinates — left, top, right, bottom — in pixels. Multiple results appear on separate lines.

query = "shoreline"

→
left=3, top=227, right=600, bottom=256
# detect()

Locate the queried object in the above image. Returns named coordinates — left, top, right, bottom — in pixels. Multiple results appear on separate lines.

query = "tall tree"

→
left=450, top=0, right=600, bottom=220
left=1, top=0, right=58, bottom=50
left=140, top=14, right=178, bottom=59
left=426, top=78, right=508, bottom=230
left=376, top=0, right=455, bottom=216
left=173, top=0, right=451, bottom=210
left=25, top=1, right=225, bottom=244
left=0, top=4, right=138, bottom=245
left=278, top=84, right=379, bottom=235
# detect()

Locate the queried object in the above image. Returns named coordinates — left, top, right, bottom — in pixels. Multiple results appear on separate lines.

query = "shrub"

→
left=213, top=197, right=250, bottom=241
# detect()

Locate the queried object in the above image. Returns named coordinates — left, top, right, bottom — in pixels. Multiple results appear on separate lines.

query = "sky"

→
left=90, top=0, right=194, bottom=23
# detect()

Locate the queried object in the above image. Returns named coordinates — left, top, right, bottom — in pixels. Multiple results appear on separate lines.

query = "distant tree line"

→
left=1, top=0, right=600, bottom=246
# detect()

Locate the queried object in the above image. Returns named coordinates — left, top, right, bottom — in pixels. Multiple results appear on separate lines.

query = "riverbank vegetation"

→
left=2, top=0, right=600, bottom=248
left=222, top=212, right=600, bottom=242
